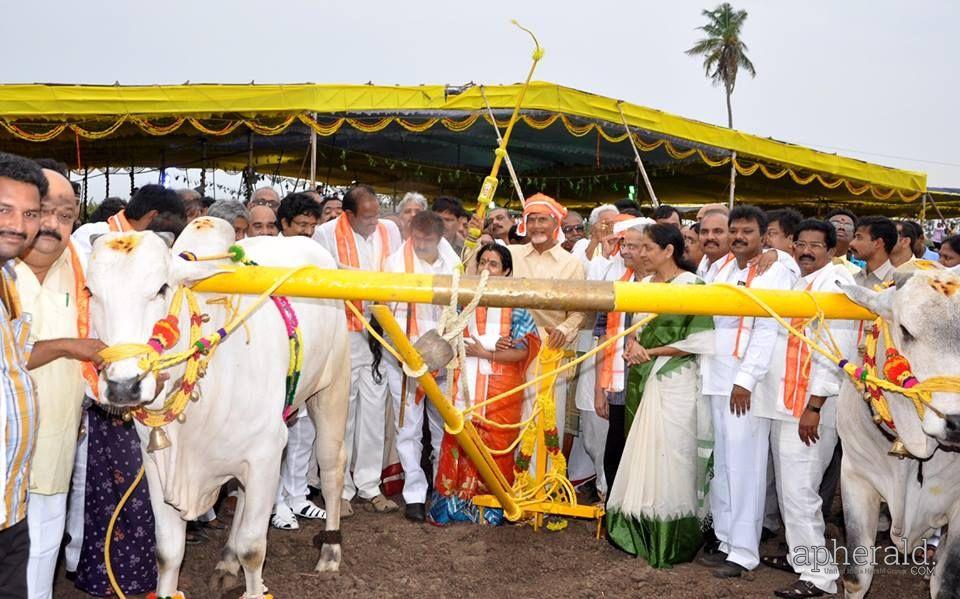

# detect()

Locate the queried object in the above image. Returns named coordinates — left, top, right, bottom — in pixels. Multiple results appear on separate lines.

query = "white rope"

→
left=436, top=269, right=490, bottom=408
left=480, top=85, right=525, bottom=205
left=616, top=101, right=660, bottom=208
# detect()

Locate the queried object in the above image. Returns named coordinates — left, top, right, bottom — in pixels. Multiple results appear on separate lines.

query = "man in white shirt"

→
left=271, top=193, right=327, bottom=530
left=850, top=216, right=897, bottom=289
left=700, top=205, right=795, bottom=578
left=755, top=219, right=857, bottom=597
left=570, top=204, right=618, bottom=270
left=383, top=212, right=459, bottom=522
left=314, top=185, right=402, bottom=515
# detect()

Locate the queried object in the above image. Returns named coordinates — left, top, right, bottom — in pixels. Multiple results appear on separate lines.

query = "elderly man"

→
left=560, top=210, right=586, bottom=252
left=17, top=166, right=107, bottom=599
left=176, top=188, right=204, bottom=222
left=571, top=204, right=619, bottom=269
left=487, top=207, right=513, bottom=245
left=278, top=193, right=322, bottom=238
left=755, top=219, right=857, bottom=598
left=701, top=205, right=795, bottom=579
left=205, top=200, right=248, bottom=241
left=384, top=212, right=459, bottom=521
left=247, top=186, right=280, bottom=210
left=319, top=196, right=343, bottom=224
left=0, top=154, right=103, bottom=599
left=315, top=184, right=402, bottom=514
left=395, top=192, right=427, bottom=240
left=247, top=204, right=279, bottom=238
left=71, top=185, right=185, bottom=256
left=509, top=194, right=586, bottom=445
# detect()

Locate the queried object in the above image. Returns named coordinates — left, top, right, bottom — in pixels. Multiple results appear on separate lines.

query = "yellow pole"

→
left=370, top=305, right=523, bottom=521
left=192, top=266, right=877, bottom=320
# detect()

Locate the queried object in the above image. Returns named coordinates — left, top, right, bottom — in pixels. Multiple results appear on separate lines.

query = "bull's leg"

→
left=233, top=465, right=279, bottom=598
left=145, top=462, right=188, bottom=597
left=308, top=361, right=350, bottom=573
left=841, top=467, right=882, bottom=599
left=931, top=508, right=960, bottom=599
left=210, top=486, right=244, bottom=592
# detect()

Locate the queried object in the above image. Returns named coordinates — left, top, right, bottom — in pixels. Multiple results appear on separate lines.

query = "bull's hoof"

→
left=314, top=544, right=342, bottom=574
left=209, top=567, right=241, bottom=593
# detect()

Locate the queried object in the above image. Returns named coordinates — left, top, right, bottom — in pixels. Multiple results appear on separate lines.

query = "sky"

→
left=3, top=0, right=958, bottom=196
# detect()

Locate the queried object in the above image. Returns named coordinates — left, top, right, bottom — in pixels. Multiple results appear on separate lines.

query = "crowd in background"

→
left=1, top=146, right=958, bottom=599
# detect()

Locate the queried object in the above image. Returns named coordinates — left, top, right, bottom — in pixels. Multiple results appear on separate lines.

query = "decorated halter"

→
left=98, top=244, right=306, bottom=451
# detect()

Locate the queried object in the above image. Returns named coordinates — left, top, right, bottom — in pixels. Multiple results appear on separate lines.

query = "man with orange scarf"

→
left=507, top=194, right=586, bottom=447
left=314, top=184, right=402, bottom=515
left=14, top=166, right=106, bottom=599
left=752, top=219, right=856, bottom=598
left=383, top=212, right=459, bottom=522
left=70, top=185, right=184, bottom=256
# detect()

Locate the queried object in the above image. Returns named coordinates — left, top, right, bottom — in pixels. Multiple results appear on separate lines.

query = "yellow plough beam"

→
left=193, top=266, right=876, bottom=320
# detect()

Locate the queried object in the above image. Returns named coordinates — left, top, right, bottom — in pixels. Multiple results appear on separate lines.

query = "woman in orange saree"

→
left=429, top=244, right=540, bottom=525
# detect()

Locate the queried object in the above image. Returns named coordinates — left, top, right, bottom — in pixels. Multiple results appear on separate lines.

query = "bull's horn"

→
left=888, top=438, right=912, bottom=459
left=147, top=426, right=172, bottom=452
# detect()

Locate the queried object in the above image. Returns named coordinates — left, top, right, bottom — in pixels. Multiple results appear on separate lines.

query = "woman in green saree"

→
left=606, top=223, right=715, bottom=568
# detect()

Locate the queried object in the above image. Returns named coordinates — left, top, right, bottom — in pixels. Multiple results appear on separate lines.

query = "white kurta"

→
left=383, top=241, right=458, bottom=503
left=702, top=259, right=794, bottom=570
left=753, top=262, right=857, bottom=593
left=314, top=217, right=402, bottom=499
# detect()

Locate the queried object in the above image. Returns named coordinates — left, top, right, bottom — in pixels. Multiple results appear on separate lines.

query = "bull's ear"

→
left=89, top=233, right=105, bottom=248
left=169, top=255, right=224, bottom=286
left=838, top=283, right=894, bottom=320
left=155, top=232, right=176, bottom=248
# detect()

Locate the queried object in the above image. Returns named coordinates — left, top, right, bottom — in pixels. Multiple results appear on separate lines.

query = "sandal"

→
left=773, top=580, right=826, bottom=598
left=271, top=504, right=299, bottom=530
left=291, top=500, right=326, bottom=520
left=366, top=494, right=398, bottom=513
left=761, top=554, right=795, bottom=573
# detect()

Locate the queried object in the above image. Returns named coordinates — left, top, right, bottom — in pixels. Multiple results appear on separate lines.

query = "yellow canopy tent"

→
left=0, top=81, right=929, bottom=215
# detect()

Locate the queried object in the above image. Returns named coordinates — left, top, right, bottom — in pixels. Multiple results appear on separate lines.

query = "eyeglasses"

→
left=562, top=224, right=585, bottom=234
left=794, top=241, right=828, bottom=250
left=250, top=199, right=278, bottom=208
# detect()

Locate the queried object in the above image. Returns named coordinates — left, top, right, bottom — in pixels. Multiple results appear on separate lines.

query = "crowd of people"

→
left=0, top=147, right=957, bottom=598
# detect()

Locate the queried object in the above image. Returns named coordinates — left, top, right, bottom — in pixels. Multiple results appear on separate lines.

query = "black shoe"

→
left=698, top=550, right=729, bottom=567
left=773, top=580, right=825, bottom=598
left=404, top=502, right=426, bottom=522
left=712, top=560, right=747, bottom=578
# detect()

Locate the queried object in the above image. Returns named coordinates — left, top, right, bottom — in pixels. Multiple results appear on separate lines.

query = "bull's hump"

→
left=104, top=233, right=142, bottom=254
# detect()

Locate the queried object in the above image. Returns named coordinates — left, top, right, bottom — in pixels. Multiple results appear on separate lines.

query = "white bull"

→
left=840, top=271, right=960, bottom=599
left=87, top=218, right=349, bottom=598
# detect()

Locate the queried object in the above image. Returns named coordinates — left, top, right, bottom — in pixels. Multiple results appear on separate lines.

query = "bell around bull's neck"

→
left=888, top=437, right=912, bottom=459
left=147, top=426, right=172, bottom=452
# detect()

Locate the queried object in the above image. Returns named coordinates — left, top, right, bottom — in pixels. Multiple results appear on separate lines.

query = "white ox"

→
left=87, top=218, right=349, bottom=598
left=840, top=270, right=960, bottom=599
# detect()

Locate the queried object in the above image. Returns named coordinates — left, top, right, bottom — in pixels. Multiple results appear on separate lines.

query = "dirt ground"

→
left=54, top=498, right=931, bottom=599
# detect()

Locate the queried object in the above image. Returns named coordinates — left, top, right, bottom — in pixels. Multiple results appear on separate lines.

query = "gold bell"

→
left=122, top=411, right=133, bottom=422
left=190, top=390, right=201, bottom=402
left=147, top=426, right=172, bottom=452
left=873, top=414, right=883, bottom=424
left=888, top=438, right=912, bottom=459
left=177, top=412, right=187, bottom=423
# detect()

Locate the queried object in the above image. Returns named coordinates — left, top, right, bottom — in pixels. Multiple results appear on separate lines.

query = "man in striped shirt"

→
left=0, top=154, right=104, bottom=599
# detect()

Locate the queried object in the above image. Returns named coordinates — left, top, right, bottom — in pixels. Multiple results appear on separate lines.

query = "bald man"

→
left=247, top=204, right=279, bottom=237
left=697, top=203, right=729, bottom=222
left=18, top=169, right=106, bottom=599
left=248, top=187, right=280, bottom=210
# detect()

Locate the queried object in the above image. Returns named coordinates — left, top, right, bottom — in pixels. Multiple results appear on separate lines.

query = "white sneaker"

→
left=271, top=502, right=299, bottom=530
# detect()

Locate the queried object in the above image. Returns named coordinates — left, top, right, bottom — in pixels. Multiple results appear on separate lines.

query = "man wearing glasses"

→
left=247, top=187, right=280, bottom=211
left=560, top=210, right=585, bottom=252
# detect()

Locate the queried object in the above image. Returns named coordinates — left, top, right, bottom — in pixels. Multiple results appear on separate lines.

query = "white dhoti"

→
left=343, top=331, right=389, bottom=500
left=387, top=361, right=443, bottom=504
left=64, top=413, right=88, bottom=573
left=771, top=419, right=839, bottom=593
left=709, top=394, right=770, bottom=570
left=277, top=408, right=316, bottom=505
left=26, top=492, right=68, bottom=599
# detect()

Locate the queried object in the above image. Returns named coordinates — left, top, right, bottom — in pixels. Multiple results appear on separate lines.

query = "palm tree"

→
left=686, top=3, right=756, bottom=205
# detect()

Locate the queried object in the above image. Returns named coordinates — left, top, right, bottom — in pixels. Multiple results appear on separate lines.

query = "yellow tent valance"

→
left=0, top=82, right=926, bottom=201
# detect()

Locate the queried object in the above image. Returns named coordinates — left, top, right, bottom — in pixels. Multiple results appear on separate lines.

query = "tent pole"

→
left=616, top=102, right=659, bottom=209
left=728, top=152, right=737, bottom=209
left=309, top=112, right=318, bottom=190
